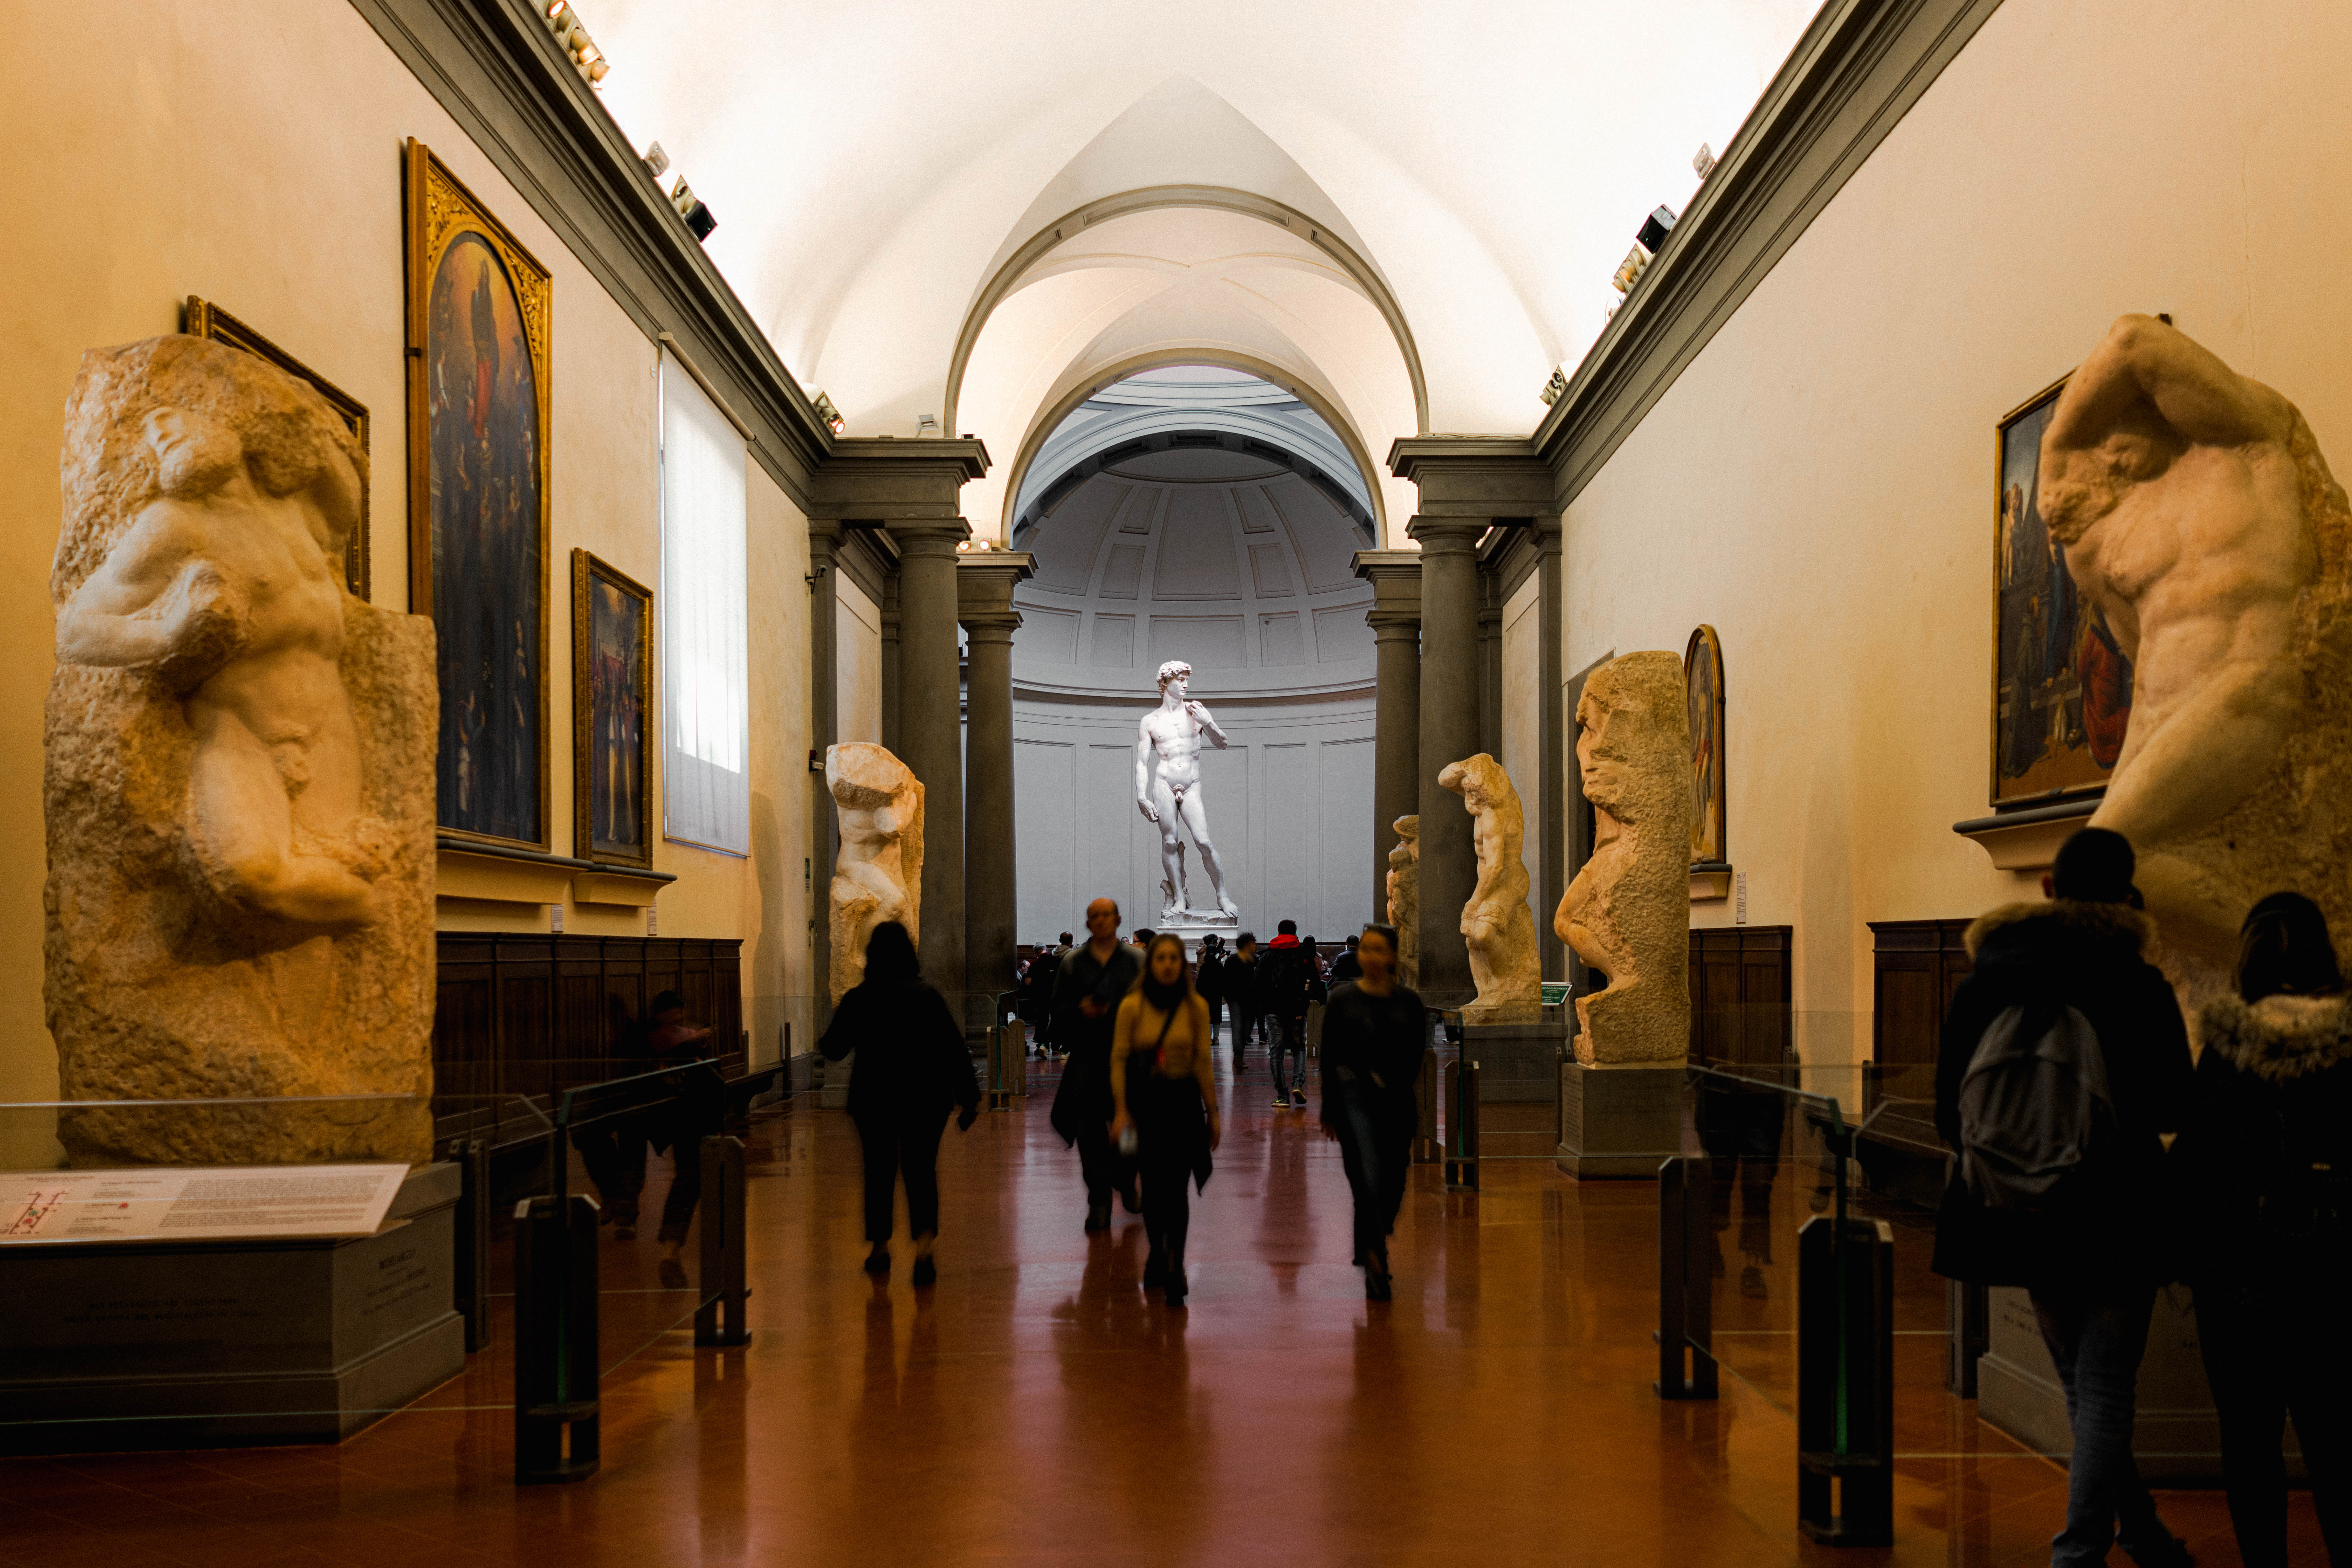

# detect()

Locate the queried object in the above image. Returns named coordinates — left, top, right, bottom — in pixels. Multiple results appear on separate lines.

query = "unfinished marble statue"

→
left=1386, top=815, right=1420, bottom=990
left=1136, top=660, right=1239, bottom=926
left=2042, top=315, right=2352, bottom=1010
left=1439, top=754, right=1541, bottom=1024
left=828, top=741, right=924, bottom=1002
left=1557, top=652, right=1692, bottom=1065
left=45, top=335, right=436, bottom=1166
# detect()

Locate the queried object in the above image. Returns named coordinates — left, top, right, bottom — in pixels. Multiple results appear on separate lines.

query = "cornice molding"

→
left=347, top=0, right=835, bottom=504
left=1533, top=0, right=2005, bottom=506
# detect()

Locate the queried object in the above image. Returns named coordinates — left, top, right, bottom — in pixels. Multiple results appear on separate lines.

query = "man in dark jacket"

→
left=1327, top=934, right=1364, bottom=984
left=1260, top=920, right=1326, bottom=1110
left=1048, top=896, right=1143, bottom=1232
left=1933, top=829, right=2195, bottom=1568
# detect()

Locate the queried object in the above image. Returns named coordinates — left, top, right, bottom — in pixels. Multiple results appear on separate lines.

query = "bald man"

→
left=1046, top=897, right=1144, bottom=1231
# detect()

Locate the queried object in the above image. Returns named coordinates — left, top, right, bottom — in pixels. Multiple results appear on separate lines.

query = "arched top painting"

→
left=1684, top=624, right=1725, bottom=866
left=403, top=139, right=553, bottom=850
left=1991, top=376, right=2135, bottom=807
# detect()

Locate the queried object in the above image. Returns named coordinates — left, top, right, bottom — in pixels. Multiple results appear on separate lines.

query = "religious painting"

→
left=571, top=551, right=654, bottom=869
left=183, top=295, right=371, bottom=598
left=1683, top=624, right=1726, bottom=865
left=404, top=139, right=553, bottom=850
left=1991, top=377, right=2135, bottom=807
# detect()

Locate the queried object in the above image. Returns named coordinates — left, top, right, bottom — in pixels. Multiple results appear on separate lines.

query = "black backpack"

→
left=1957, top=1003, right=2115, bottom=1211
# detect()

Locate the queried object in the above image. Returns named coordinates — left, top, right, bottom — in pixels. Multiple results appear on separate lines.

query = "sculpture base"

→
left=1157, top=912, right=1239, bottom=961
left=1463, top=1021, right=1565, bottom=1103
left=1976, top=1283, right=2288, bottom=1486
left=0, top=1162, right=464, bottom=1454
left=1555, top=1059, right=1684, bottom=1179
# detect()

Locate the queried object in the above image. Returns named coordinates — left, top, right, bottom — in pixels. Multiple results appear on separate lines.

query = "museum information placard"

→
left=1, top=1163, right=408, bottom=1244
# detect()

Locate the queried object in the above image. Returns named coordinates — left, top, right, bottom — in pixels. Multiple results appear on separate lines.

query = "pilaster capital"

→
left=1386, top=435, right=1554, bottom=518
left=960, top=616, right=1022, bottom=647
left=955, top=549, right=1036, bottom=628
left=812, top=436, right=990, bottom=523
left=887, top=518, right=973, bottom=562
left=1404, top=515, right=1487, bottom=557
left=1352, top=548, right=1423, bottom=624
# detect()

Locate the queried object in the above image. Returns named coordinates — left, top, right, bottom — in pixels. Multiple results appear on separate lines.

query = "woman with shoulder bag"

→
left=1109, top=934, right=1220, bottom=1307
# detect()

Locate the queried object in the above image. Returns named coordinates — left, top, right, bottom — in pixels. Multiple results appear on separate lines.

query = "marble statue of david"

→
left=1135, top=659, right=1240, bottom=922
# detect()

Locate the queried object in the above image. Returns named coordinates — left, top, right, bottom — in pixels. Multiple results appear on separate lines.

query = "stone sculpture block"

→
left=2041, top=315, right=2351, bottom=1016
left=1557, top=652, right=1691, bottom=1065
left=828, top=741, right=924, bottom=1002
left=1438, top=754, right=1541, bottom=1024
left=1386, top=815, right=1419, bottom=990
left=45, top=336, right=437, bottom=1167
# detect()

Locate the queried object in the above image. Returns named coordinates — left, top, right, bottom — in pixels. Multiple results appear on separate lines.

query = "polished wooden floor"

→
left=0, top=1046, right=2318, bottom=1567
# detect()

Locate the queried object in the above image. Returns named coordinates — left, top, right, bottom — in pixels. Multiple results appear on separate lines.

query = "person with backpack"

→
left=1225, top=933, right=1262, bottom=1071
left=1195, top=933, right=1229, bottom=1052
left=1933, top=828, right=2196, bottom=1568
left=2178, top=892, right=2352, bottom=1567
left=1260, top=920, right=1325, bottom=1110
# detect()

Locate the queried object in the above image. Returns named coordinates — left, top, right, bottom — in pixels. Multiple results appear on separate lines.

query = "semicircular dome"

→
left=1010, top=426, right=1375, bottom=701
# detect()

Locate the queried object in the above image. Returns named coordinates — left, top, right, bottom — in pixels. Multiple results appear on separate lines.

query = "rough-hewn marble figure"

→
left=1556, top=652, right=1692, bottom=1065
left=1136, top=660, right=1239, bottom=925
left=828, top=741, right=924, bottom=1002
left=2042, top=315, right=2351, bottom=1008
left=1386, top=815, right=1419, bottom=990
left=1438, top=754, right=1541, bottom=1024
left=45, top=336, right=436, bottom=1166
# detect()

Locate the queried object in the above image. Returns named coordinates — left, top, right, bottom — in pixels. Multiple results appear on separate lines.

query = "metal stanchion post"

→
left=1655, top=1155, right=1719, bottom=1399
left=513, top=1192, right=601, bottom=1483
left=1443, top=1015, right=1479, bottom=1192
left=451, top=1137, right=491, bottom=1353
left=1412, top=1047, right=1440, bottom=1164
left=694, top=1134, right=752, bottom=1348
left=1797, top=1215, right=1896, bottom=1546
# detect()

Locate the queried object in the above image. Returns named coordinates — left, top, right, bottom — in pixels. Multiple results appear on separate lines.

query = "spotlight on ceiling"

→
left=643, top=141, right=671, bottom=181
left=541, top=0, right=609, bottom=84
left=811, top=392, right=844, bottom=436
left=1611, top=245, right=1649, bottom=296
left=1693, top=142, right=1717, bottom=179
left=1636, top=204, right=1678, bottom=255
left=1538, top=367, right=1568, bottom=407
left=669, top=178, right=716, bottom=242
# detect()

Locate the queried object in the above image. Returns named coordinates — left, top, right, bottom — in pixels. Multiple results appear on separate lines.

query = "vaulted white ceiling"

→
left=586, top=0, right=1819, bottom=536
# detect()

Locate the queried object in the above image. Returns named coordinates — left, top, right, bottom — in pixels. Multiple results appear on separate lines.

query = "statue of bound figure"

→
left=1437, top=755, right=1541, bottom=1023
left=826, top=741, right=923, bottom=1004
left=1386, top=815, right=1419, bottom=990
left=1136, top=659, right=1239, bottom=926
left=45, top=336, right=438, bottom=1166
left=2039, top=314, right=2351, bottom=1015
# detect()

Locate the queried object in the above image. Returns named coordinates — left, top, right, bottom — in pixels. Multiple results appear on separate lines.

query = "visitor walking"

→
left=1319, top=923, right=1425, bottom=1301
left=1196, top=933, right=1229, bottom=1051
left=1261, top=920, right=1324, bottom=1110
left=1049, top=896, right=1144, bottom=1231
left=1109, top=933, right=1220, bottom=1308
left=818, top=922, right=982, bottom=1288
left=1226, top=933, right=1262, bottom=1071
left=1932, top=828, right=2195, bottom=1568
left=2180, top=892, right=2352, bottom=1568
left=641, top=989, right=726, bottom=1289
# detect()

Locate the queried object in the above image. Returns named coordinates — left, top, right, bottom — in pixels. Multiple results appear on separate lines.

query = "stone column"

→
left=880, top=573, right=902, bottom=755
left=957, top=551, right=1035, bottom=1007
left=894, top=523, right=969, bottom=1003
left=1478, top=580, right=1504, bottom=761
left=1533, top=516, right=1566, bottom=980
left=1354, top=550, right=1422, bottom=920
left=1411, top=516, right=1485, bottom=1004
left=806, top=521, right=845, bottom=1036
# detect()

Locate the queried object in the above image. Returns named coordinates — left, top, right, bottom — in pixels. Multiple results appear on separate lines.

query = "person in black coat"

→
left=818, top=922, right=980, bottom=1288
left=1319, top=924, right=1424, bottom=1301
left=1048, top=897, right=1143, bottom=1232
left=1932, top=829, right=2195, bottom=1568
left=1225, top=934, right=1262, bottom=1069
left=1196, top=933, right=1229, bottom=1049
left=2179, top=892, right=2352, bottom=1568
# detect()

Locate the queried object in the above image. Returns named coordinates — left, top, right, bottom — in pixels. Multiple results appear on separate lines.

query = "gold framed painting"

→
left=403, top=138, right=554, bottom=851
left=183, top=295, right=371, bottom=598
left=572, top=551, right=654, bottom=870
left=1684, top=624, right=1726, bottom=865
left=1990, top=376, right=2135, bottom=807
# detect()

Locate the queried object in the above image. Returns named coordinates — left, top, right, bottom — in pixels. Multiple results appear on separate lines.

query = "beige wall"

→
left=836, top=576, right=883, bottom=746
left=0, top=1, right=817, bottom=1098
left=1500, top=572, right=1543, bottom=959
left=1563, top=0, right=2352, bottom=1048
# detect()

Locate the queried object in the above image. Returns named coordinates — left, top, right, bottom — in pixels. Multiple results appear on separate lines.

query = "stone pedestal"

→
left=1556, top=1060, right=1684, bottom=1179
left=0, top=1162, right=463, bottom=1453
left=1466, top=1020, right=1564, bottom=1103
left=1976, top=1283, right=2292, bottom=1486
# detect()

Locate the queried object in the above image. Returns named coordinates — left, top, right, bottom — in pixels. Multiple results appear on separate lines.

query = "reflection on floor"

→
left=0, top=1045, right=2323, bottom=1567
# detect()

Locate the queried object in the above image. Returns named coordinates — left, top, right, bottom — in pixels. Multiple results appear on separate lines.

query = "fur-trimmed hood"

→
left=1964, top=899, right=2157, bottom=961
left=2199, top=992, right=2352, bottom=1083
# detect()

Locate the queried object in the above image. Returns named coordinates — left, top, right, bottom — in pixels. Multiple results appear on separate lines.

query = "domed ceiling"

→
left=1011, top=441, right=1375, bottom=700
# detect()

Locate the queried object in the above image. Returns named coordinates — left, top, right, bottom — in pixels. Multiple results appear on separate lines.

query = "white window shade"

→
left=659, top=354, right=750, bottom=856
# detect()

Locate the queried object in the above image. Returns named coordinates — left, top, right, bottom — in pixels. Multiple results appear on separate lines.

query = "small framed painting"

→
left=572, top=551, right=654, bottom=869
left=1684, top=624, right=1726, bottom=865
left=183, top=295, right=371, bottom=599
left=404, top=138, right=554, bottom=850
left=1991, top=377, right=2134, bottom=807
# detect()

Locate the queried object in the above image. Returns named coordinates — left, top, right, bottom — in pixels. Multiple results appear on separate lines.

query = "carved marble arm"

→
left=1134, top=726, right=1159, bottom=822
left=57, top=523, right=246, bottom=686
left=1188, top=700, right=1230, bottom=749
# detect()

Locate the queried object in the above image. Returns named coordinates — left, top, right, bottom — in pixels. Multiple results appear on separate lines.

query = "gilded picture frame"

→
left=1990, top=374, right=2135, bottom=808
left=183, top=295, right=371, bottom=599
left=403, top=138, right=554, bottom=852
left=571, top=550, right=655, bottom=870
left=1683, top=624, right=1726, bottom=866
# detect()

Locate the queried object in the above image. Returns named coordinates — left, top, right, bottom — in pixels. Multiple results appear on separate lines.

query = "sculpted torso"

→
left=55, top=410, right=379, bottom=928
left=836, top=799, right=908, bottom=917
left=2040, top=316, right=2321, bottom=952
left=1135, top=662, right=1237, bottom=917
